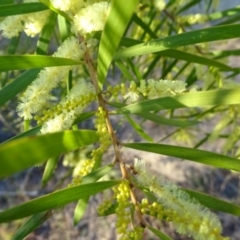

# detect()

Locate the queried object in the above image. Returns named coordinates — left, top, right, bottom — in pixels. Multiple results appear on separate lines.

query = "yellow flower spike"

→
left=134, top=158, right=225, bottom=240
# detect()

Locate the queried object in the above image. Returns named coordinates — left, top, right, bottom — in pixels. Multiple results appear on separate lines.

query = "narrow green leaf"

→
left=177, top=0, right=201, bottom=14
left=41, top=156, right=59, bottom=186
left=1, top=126, right=41, bottom=144
left=158, top=49, right=233, bottom=71
left=73, top=164, right=114, bottom=225
left=113, top=88, right=240, bottom=114
left=185, top=67, right=197, bottom=87
left=120, top=37, right=142, bottom=48
left=0, top=0, right=14, bottom=5
left=125, top=58, right=142, bottom=80
left=98, top=203, right=118, bottom=216
left=7, top=35, right=20, bottom=55
left=82, top=164, right=114, bottom=185
left=0, top=181, right=119, bottom=223
left=74, top=111, right=95, bottom=125
left=125, top=115, right=153, bottom=142
left=0, top=3, right=47, bottom=17
left=58, top=15, right=70, bottom=42
left=173, top=62, right=190, bottom=79
left=12, top=211, right=52, bottom=240
left=213, top=49, right=240, bottom=59
left=161, top=59, right=178, bottom=79
left=36, top=11, right=57, bottom=55
left=0, top=130, right=99, bottom=178
left=209, top=115, right=232, bottom=141
left=143, top=55, right=161, bottom=79
left=74, top=197, right=89, bottom=226
left=208, top=5, right=240, bottom=20
left=136, top=111, right=199, bottom=127
left=109, top=102, right=199, bottom=127
left=0, top=56, right=81, bottom=71
left=132, top=13, right=156, bottom=38
left=217, top=14, right=240, bottom=26
left=97, top=0, right=139, bottom=86
left=123, top=143, right=240, bottom=171
left=148, top=226, right=173, bottom=240
left=1, top=112, right=95, bottom=145
left=115, top=60, right=134, bottom=81
left=0, top=69, right=40, bottom=106
left=183, top=189, right=240, bottom=216
left=114, top=24, right=240, bottom=59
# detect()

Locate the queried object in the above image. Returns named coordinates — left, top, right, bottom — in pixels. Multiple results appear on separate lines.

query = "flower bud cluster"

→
left=120, top=227, right=144, bottom=240
left=107, top=79, right=187, bottom=103
left=94, top=107, right=112, bottom=152
left=97, top=198, right=114, bottom=216
left=38, top=80, right=96, bottom=134
left=70, top=174, right=83, bottom=186
left=69, top=106, right=111, bottom=186
left=134, top=159, right=229, bottom=240
left=112, top=180, right=131, bottom=238
left=112, top=180, right=144, bottom=240
left=35, top=92, right=96, bottom=125
left=68, top=158, right=95, bottom=186
left=78, top=159, right=95, bottom=177
left=139, top=198, right=164, bottom=219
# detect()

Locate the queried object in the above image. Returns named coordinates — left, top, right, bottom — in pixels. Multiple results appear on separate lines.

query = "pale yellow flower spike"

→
left=0, top=15, right=25, bottom=38
left=50, top=0, right=85, bottom=13
left=0, top=10, right=50, bottom=38
left=24, top=10, right=51, bottom=37
left=72, top=2, right=109, bottom=34
left=134, top=159, right=229, bottom=240
left=17, top=37, right=84, bottom=120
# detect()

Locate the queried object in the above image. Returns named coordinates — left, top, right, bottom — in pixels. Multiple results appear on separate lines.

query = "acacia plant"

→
left=0, top=0, right=240, bottom=239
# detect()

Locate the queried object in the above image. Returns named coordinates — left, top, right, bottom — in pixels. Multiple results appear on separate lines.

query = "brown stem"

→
left=79, top=34, right=145, bottom=228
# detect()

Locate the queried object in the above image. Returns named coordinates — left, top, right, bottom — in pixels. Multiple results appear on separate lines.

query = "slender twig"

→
left=79, top=35, right=146, bottom=227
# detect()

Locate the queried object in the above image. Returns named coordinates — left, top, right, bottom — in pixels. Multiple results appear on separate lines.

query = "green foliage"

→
left=124, top=142, right=240, bottom=171
left=97, top=0, right=139, bottom=86
left=0, top=181, right=119, bottom=223
left=0, top=0, right=240, bottom=239
left=0, top=3, right=47, bottom=17
left=0, top=55, right=81, bottom=71
left=114, top=24, right=240, bottom=59
left=0, top=130, right=99, bottom=178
